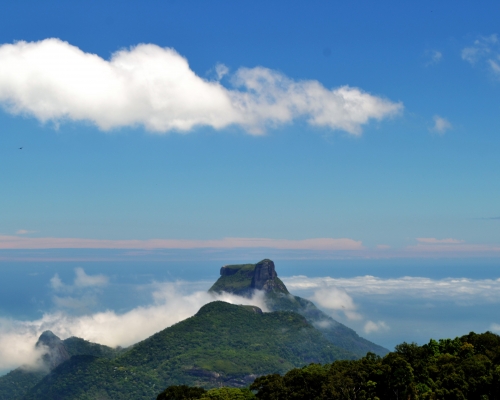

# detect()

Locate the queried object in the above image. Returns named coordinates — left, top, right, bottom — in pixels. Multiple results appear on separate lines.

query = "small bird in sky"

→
left=19, top=147, right=23, bottom=150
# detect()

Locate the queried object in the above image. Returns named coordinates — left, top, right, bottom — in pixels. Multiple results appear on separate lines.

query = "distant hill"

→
left=22, top=301, right=352, bottom=400
left=209, top=259, right=388, bottom=358
left=0, top=334, right=120, bottom=400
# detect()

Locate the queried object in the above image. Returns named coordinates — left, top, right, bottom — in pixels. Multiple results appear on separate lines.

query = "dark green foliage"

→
left=0, top=368, right=46, bottom=400
left=201, top=387, right=255, bottom=399
left=209, top=264, right=257, bottom=296
left=25, top=355, right=160, bottom=400
left=157, top=386, right=255, bottom=400
left=245, top=331, right=500, bottom=400
left=63, top=336, right=122, bottom=359
left=156, top=385, right=206, bottom=400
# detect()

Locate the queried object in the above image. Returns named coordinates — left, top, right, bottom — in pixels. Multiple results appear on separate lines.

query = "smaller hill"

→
left=0, top=332, right=120, bottom=400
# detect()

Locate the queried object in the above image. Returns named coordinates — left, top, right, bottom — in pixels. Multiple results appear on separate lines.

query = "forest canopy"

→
left=157, top=331, right=500, bottom=400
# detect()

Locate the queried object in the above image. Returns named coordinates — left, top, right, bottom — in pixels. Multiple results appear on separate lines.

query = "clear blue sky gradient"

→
left=1, top=1, right=499, bottom=252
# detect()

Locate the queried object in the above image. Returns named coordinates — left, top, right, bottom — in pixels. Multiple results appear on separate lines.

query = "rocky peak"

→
left=35, top=330, right=70, bottom=370
left=251, top=259, right=278, bottom=290
left=209, top=259, right=289, bottom=296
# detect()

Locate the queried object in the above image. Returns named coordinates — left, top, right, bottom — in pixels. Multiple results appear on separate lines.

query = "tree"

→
left=156, top=384, right=206, bottom=400
left=381, top=353, right=415, bottom=400
left=201, top=387, right=255, bottom=400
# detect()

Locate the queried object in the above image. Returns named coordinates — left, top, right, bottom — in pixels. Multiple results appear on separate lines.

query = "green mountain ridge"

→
left=22, top=301, right=352, bottom=400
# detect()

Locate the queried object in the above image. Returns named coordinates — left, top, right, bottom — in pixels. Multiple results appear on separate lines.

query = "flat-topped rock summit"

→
left=209, top=259, right=289, bottom=296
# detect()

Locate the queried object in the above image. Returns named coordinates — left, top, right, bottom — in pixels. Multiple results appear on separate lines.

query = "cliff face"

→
left=210, top=259, right=289, bottom=296
left=36, top=331, right=70, bottom=370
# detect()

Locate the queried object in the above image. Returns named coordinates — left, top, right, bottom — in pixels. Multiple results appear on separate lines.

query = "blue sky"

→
left=1, top=0, right=500, bottom=373
left=1, top=1, right=500, bottom=253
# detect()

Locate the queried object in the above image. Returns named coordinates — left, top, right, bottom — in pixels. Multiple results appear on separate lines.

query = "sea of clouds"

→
left=1, top=268, right=500, bottom=374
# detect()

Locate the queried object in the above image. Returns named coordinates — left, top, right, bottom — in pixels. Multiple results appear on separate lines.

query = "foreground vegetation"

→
left=157, top=331, right=500, bottom=400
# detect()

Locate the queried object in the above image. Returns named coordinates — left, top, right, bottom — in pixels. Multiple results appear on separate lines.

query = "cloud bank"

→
left=283, top=275, right=500, bottom=302
left=0, top=235, right=363, bottom=251
left=310, top=286, right=362, bottom=321
left=364, top=320, right=389, bottom=334
left=0, top=279, right=268, bottom=371
left=0, top=38, right=402, bottom=135
left=408, top=237, right=500, bottom=255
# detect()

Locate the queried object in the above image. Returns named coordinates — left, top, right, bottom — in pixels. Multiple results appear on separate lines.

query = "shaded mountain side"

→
left=24, top=356, right=157, bottom=400
left=23, top=302, right=354, bottom=400
left=0, top=369, right=46, bottom=400
left=0, top=333, right=121, bottom=400
left=63, top=336, right=125, bottom=359
left=209, top=259, right=389, bottom=358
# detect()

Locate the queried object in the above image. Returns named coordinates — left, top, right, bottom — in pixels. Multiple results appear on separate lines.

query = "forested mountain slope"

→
left=210, top=259, right=388, bottom=357
left=0, top=334, right=120, bottom=400
left=23, top=302, right=352, bottom=400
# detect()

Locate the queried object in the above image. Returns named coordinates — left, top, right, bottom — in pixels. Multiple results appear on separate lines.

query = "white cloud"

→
left=310, top=286, right=362, bottom=320
left=16, top=229, right=36, bottom=235
left=489, top=59, right=500, bottom=74
left=283, top=275, right=500, bottom=302
left=74, top=267, right=108, bottom=287
left=0, top=281, right=268, bottom=371
left=430, top=115, right=452, bottom=134
left=52, top=295, right=98, bottom=311
left=0, top=319, right=47, bottom=372
left=425, top=50, right=442, bottom=66
left=364, top=320, right=389, bottom=334
left=48, top=269, right=109, bottom=312
left=462, top=34, right=500, bottom=77
left=50, top=268, right=108, bottom=291
left=215, top=63, right=229, bottom=80
left=50, top=274, right=63, bottom=290
left=0, top=38, right=402, bottom=135
left=491, top=323, right=500, bottom=333
left=462, top=34, right=497, bottom=64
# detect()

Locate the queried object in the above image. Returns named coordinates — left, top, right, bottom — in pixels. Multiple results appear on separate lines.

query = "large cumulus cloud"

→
left=0, top=38, right=402, bottom=135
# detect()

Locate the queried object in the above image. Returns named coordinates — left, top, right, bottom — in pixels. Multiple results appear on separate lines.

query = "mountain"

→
left=0, top=334, right=121, bottom=400
left=23, top=301, right=352, bottom=400
left=209, top=259, right=388, bottom=358
left=0, top=258, right=388, bottom=399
